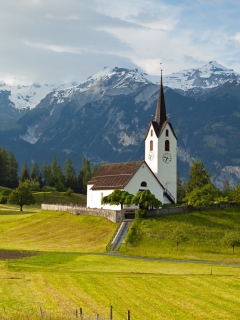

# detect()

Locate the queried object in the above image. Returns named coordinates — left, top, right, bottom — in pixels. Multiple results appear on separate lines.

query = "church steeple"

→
left=155, top=68, right=167, bottom=130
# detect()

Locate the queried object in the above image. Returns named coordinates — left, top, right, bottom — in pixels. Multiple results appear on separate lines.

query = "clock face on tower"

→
left=148, top=151, right=154, bottom=161
left=162, top=152, right=172, bottom=164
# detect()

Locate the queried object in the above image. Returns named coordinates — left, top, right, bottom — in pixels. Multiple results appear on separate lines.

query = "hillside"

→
left=0, top=206, right=116, bottom=252
left=120, top=206, right=240, bottom=263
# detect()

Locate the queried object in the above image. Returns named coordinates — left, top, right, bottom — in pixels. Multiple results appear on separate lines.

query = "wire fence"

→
left=0, top=306, right=131, bottom=320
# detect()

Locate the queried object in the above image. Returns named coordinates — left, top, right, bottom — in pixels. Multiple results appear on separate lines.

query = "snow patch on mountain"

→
left=0, top=82, right=72, bottom=110
left=51, top=67, right=151, bottom=103
left=20, top=125, right=41, bottom=144
left=162, top=61, right=240, bottom=91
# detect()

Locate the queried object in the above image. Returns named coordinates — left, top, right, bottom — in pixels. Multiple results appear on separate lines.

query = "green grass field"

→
left=0, top=205, right=116, bottom=252
left=0, top=204, right=240, bottom=319
left=120, top=207, right=240, bottom=263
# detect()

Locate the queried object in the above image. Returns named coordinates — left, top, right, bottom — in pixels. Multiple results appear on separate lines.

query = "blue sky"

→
left=1, top=0, right=240, bottom=84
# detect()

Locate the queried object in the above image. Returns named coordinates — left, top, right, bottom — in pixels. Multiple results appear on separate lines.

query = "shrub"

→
left=135, top=209, right=147, bottom=219
left=0, top=194, right=7, bottom=204
left=42, top=186, right=57, bottom=192
left=65, top=188, right=74, bottom=196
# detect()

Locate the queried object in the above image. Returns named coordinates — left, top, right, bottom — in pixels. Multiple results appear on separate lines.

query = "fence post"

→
left=80, top=308, right=83, bottom=320
left=110, top=305, right=113, bottom=320
left=96, top=314, right=100, bottom=319
left=127, top=310, right=130, bottom=320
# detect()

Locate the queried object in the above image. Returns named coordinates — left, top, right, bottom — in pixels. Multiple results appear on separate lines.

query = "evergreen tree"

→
left=91, top=163, right=99, bottom=176
left=49, top=156, right=65, bottom=191
left=7, top=151, right=19, bottom=188
left=64, top=158, right=78, bottom=191
left=42, top=161, right=51, bottom=186
left=177, top=173, right=186, bottom=203
left=78, top=157, right=92, bottom=194
left=31, top=162, right=40, bottom=182
left=19, top=162, right=30, bottom=183
left=51, top=155, right=59, bottom=176
left=0, top=147, right=8, bottom=186
left=186, top=160, right=212, bottom=193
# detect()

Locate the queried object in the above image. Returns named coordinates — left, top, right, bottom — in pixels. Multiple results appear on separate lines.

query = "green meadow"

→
left=120, top=207, right=240, bottom=263
left=0, top=203, right=240, bottom=319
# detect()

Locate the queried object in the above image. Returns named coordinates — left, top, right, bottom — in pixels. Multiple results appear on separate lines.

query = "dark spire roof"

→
left=155, top=68, right=167, bottom=130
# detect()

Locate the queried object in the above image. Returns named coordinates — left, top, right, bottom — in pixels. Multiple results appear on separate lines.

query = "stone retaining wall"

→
left=147, top=206, right=189, bottom=216
left=41, top=204, right=123, bottom=223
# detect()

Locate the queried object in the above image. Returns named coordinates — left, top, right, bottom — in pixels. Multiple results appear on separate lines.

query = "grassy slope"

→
left=0, top=205, right=240, bottom=319
left=0, top=253, right=240, bottom=319
left=119, top=207, right=240, bottom=263
left=0, top=205, right=117, bottom=252
left=33, top=191, right=87, bottom=208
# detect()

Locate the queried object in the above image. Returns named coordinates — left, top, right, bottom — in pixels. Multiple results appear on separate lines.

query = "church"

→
left=87, top=70, right=177, bottom=210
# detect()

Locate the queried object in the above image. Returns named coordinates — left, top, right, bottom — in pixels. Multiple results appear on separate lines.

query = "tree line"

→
left=178, top=159, right=240, bottom=208
left=0, top=146, right=98, bottom=194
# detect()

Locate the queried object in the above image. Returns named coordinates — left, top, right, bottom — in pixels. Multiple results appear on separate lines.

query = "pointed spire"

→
left=155, top=66, right=167, bottom=129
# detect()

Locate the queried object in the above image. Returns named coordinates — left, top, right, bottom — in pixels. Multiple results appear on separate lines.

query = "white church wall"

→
left=125, top=163, right=164, bottom=203
left=87, top=186, right=122, bottom=210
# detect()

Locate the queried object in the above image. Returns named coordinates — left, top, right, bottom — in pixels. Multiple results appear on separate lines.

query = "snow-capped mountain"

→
left=162, top=61, right=240, bottom=91
left=0, top=81, right=75, bottom=110
left=51, top=67, right=151, bottom=105
left=1, top=61, right=239, bottom=112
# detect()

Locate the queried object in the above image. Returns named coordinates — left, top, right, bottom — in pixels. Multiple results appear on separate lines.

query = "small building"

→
left=87, top=70, right=177, bottom=210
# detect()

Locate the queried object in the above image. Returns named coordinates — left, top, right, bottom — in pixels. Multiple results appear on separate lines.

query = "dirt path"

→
left=105, top=251, right=240, bottom=267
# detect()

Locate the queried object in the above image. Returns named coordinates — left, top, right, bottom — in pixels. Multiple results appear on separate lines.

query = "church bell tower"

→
left=145, top=68, right=177, bottom=203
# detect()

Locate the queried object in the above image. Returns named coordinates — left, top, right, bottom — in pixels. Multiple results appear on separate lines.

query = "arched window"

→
left=165, top=140, right=170, bottom=151
left=150, top=129, right=153, bottom=136
left=141, top=181, right=147, bottom=187
left=150, top=140, right=153, bottom=151
left=166, top=129, right=169, bottom=137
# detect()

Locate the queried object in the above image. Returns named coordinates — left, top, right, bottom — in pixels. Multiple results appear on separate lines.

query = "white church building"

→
left=87, top=71, right=177, bottom=210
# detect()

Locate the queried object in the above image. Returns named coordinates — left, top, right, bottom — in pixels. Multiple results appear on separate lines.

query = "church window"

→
left=151, top=129, right=153, bottom=136
left=166, top=129, right=169, bottom=137
left=165, top=140, right=170, bottom=151
left=150, top=140, right=153, bottom=151
left=141, top=181, right=147, bottom=187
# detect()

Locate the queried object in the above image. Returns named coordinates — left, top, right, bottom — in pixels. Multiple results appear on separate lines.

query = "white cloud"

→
left=231, top=33, right=240, bottom=43
left=0, top=0, right=239, bottom=84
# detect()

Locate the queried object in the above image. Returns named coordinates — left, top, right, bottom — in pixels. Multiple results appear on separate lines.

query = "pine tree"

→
left=49, top=156, right=65, bottom=191
left=64, top=158, right=78, bottom=191
left=0, top=147, right=8, bottom=186
left=42, top=161, right=51, bottom=186
left=19, top=162, right=30, bottom=183
left=78, top=157, right=91, bottom=194
left=31, top=162, right=40, bottom=182
left=186, top=160, right=212, bottom=193
left=7, top=151, right=19, bottom=188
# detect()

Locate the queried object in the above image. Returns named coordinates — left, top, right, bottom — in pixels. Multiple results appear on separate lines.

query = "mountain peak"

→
left=86, top=66, right=150, bottom=86
left=53, top=67, right=151, bottom=102
left=163, top=61, right=239, bottom=91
